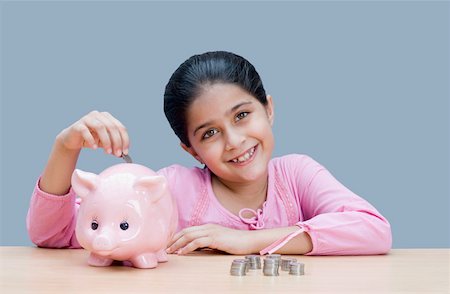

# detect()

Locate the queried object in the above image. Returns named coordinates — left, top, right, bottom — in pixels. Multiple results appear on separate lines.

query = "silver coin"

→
left=264, top=257, right=280, bottom=268
left=263, top=265, right=279, bottom=276
left=281, top=258, right=297, bottom=271
left=289, top=262, right=305, bottom=275
left=245, top=255, right=262, bottom=269
left=245, top=255, right=261, bottom=269
left=263, top=258, right=280, bottom=276
left=230, top=259, right=247, bottom=276
left=266, top=254, right=282, bottom=261
left=121, top=153, right=133, bottom=163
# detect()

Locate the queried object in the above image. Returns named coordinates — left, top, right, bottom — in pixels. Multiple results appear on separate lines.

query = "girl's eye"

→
left=202, top=128, right=218, bottom=139
left=235, top=112, right=249, bottom=121
left=120, top=222, right=129, bottom=231
left=91, top=221, right=98, bottom=230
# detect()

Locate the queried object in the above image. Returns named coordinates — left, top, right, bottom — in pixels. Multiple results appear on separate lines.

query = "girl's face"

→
left=182, top=83, right=274, bottom=184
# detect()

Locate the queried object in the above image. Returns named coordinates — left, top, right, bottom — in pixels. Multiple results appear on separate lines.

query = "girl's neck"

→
left=210, top=172, right=268, bottom=214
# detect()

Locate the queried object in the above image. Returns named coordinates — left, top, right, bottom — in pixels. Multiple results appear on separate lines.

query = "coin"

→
left=266, top=254, right=282, bottom=263
left=281, top=258, right=297, bottom=271
left=245, top=255, right=262, bottom=269
left=230, top=259, right=248, bottom=276
left=289, top=261, right=305, bottom=275
left=263, top=258, right=280, bottom=276
left=121, top=153, right=133, bottom=163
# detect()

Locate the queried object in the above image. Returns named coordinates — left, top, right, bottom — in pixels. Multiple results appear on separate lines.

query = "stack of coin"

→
left=263, top=258, right=280, bottom=276
left=245, top=255, right=262, bottom=269
left=265, top=254, right=281, bottom=268
left=230, top=254, right=306, bottom=277
left=289, top=261, right=305, bottom=276
left=281, top=258, right=297, bottom=271
left=229, top=259, right=249, bottom=276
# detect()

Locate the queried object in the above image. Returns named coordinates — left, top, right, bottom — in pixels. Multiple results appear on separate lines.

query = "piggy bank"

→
left=71, top=163, right=178, bottom=269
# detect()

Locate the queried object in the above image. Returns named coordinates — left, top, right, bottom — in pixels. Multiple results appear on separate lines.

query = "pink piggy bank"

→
left=71, top=163, right=178, bottom=269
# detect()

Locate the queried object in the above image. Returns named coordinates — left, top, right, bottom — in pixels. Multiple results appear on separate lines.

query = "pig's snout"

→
left=93, top=235, right=115, bottom=252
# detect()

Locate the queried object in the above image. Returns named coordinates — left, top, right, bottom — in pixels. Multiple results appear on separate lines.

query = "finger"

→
left=166, top=229, right=209, bottom=254
left=83, top=116, right=112, bottom=154
left=95, top=112, right=123, bottom=157
left=177, top=237, right=212, bottom=255
left=76, top=124, right=97, bottom=149
left=102, top=112, right=130, bottom=155
left=169, top=226, right=198, bottom=246
left=168, top=225, right=210, bottom=248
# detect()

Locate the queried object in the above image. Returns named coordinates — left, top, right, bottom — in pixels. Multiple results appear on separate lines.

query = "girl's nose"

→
left=225, top=129, right=245, bottom=151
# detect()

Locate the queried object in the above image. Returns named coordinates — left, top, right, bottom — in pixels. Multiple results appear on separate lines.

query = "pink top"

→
left=26, top=154, right=392, bottom=255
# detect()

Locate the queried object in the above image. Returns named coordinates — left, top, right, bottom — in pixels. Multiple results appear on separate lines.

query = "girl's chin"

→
left=232, top=165, right=268, bottom=182
left=212, top=167, right=266, bottom=183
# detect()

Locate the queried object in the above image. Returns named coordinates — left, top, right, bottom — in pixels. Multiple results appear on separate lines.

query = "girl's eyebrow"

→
left=193, top=100, right=253, bottom=136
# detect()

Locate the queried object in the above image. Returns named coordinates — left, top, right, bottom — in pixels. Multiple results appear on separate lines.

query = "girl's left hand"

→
left=166, top=224, right=252, bottom=255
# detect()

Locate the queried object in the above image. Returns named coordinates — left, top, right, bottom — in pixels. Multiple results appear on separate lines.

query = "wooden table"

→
left=1, top=247, right=448, bottom=293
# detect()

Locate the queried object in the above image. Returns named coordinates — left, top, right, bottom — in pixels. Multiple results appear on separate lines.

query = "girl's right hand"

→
left=57, top=110, right=130, bottom=157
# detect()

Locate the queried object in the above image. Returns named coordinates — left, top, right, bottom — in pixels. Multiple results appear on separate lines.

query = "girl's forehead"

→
left=186, top=84, right=257, bottom=121
left=191, top=84, right=255, bottom=109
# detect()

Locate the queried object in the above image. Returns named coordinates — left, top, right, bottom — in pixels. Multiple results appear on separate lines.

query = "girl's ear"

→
left=266, top=95, right=275, bottom=126
left=180, top=142, right=204, bottom=164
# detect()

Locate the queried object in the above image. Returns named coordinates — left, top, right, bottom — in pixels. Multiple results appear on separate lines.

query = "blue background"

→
left=1, top=0, right=449, bottom=248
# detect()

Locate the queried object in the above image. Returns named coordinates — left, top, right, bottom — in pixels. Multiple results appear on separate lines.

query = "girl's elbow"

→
left=27, top=230, right=53, bottom=248
left=360, top=215, right=392, bottom=255
left=27, top=223, right=72, bottom=248
left=29, top=234, right=71, bottom=249
left=27, top=226, right=57, bottom=248
left=26, top=219, right=45, bottom=247
left=375, top=220, right=392, bottom=254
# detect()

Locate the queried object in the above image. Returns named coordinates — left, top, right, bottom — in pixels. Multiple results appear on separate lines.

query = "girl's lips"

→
left=228, top=145, right=258, bottom=166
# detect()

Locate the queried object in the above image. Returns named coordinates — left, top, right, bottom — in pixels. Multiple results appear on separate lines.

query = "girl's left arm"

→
left=284, top=155, right=392, bottom=255
left=242, top=155, right=392, bottom=256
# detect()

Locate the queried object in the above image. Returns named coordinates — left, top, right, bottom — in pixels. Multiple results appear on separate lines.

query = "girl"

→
left=27, top=51, right=392, bottom=255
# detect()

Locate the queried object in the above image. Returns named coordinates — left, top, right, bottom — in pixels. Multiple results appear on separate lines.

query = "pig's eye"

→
left=120, top=222, right=129, bottom=231
left=91, top=221, right=99, bottom=230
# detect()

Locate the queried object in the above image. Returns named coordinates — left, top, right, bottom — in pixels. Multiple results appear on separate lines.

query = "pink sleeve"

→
left=299, top=158, right=392, bottom=255
left=26, top=178, right=82, bottom=249
left=291, top=155, right=392, bottom=255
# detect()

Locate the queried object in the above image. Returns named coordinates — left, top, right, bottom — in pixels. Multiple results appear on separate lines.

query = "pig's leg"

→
left=130, top=253, right=158, bottom=269
left=156, top=249, right=168, bottom=262
left=88, top=253, right=114, bottom=267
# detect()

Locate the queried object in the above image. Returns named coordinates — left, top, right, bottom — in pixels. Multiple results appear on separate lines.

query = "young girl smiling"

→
left=27, top=51, right=392, bottom=256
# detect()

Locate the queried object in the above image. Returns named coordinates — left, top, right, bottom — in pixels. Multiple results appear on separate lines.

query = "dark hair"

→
left=164, top=51, right=267, bottom=147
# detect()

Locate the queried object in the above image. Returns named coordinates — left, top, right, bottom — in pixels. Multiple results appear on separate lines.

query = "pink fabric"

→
left=260, top=223, right=306, bottom=255
left=26, top=154, right=392, bottom=255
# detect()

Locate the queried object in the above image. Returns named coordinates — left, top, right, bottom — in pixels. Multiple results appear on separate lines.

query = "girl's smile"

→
left=228, top=144, right=257, bottom=165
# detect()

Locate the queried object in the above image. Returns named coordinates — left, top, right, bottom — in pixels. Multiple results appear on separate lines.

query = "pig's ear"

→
left=71, top=169, right=99, bottom=200
left=133, top=175, right=167, bottom=203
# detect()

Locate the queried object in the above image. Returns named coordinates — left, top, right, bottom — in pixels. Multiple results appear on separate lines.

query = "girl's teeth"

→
left=238, top=154, right=247, bottom=162
left=232, top=147, right=255, bottom=163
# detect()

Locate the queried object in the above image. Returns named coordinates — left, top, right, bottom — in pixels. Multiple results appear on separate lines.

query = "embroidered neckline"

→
left=238, top=202, right=268, bottom=230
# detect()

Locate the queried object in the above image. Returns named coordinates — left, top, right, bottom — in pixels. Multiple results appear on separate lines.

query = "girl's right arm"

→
left=27, top=111, right=129, bottom=248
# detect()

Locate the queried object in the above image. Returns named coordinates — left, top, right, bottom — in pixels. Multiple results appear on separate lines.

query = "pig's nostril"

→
left=93, top=235, right=113, bottom=251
